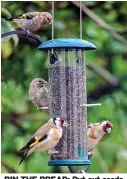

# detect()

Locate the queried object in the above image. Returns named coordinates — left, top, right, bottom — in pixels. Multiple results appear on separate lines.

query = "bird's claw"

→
left=88, top=151, right=93, bottom=157
left=47, top=149, right=59, bottom=156
left=26, top=30, right=32, bottom=36
left=51, top=150, right=59, bottom=154
left=37, top=107, right=42, bottom=110
left=35, top=34, right=40, bottom=38
left=51, top=148, right=59, bottom=154
left=76, top=170, right=86, bottom=173
left=26, top=30, right=39, bottom=38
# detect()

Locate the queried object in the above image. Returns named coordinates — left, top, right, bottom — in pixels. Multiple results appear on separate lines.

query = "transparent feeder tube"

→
left=48, top=49, right=88, bottom=160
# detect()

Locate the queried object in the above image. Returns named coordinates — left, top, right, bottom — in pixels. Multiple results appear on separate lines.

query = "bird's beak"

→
left=41, top=82, right=46, bottom=87
left=42, top=82, right=49, bottom=87
left=49, top=20, right=53, bottom=24
left=63, top=122, right=69, bottom=127
left=106, top=127, right=112, bottom=134
left=105, top=121, right=113, bottom=133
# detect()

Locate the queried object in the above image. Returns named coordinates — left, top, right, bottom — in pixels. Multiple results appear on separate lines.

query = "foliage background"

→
left=1, top=1, right=127, bottom=173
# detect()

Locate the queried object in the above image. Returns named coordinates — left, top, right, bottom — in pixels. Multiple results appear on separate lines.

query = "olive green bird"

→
left=6, top=12, right=53, bottom=33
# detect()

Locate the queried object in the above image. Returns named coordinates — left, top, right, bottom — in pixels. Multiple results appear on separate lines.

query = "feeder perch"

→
left=38, top=38, right=96, bottom=166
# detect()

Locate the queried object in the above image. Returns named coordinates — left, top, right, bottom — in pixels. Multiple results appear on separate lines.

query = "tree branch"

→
left=88, top=75, right=127, bottom=100
left=87, top=62, right=119, bottom=86
left=71, top=1, right=127, bottom=44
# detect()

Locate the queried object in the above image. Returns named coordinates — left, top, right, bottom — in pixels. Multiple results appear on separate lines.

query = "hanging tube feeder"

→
left=38, top=38, right=96, bottom=166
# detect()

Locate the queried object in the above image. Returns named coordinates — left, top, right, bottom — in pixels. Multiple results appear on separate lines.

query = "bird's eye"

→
left=39, top=80, right=42, bottom=83
left=106, top=123, right=111, bottom=128
left=47, top=17, right=51, bottom=22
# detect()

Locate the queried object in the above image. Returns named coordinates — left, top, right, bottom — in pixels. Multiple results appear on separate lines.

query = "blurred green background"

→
left=1, top=1, right=127, bottom=173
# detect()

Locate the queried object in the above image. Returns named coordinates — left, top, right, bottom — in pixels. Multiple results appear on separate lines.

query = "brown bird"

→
left=87, top=120, right=113, bottom=155
left=6, top=12, right=53, bottom=34
left=19, top=117, right=68, bottom=165
left=68, top=120, right=113, bottom=173
left=29, top=78, right=49, bottom=110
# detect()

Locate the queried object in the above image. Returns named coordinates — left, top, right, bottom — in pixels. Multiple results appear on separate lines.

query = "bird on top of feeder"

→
left=29, top=78, right=49, bottom=110
left=5, top=12, right=53, bottom=35
left=19, top=117, right=68, bottom=165
left=87, top=120, right=113, bottom=156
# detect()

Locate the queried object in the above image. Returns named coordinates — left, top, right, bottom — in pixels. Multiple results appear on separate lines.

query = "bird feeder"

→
left=38, top=38, right=96, bottom=166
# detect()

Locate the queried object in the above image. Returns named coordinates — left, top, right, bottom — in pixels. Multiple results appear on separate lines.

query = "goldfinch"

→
left=29, top=78, right=49, bottom=109
left=6, top=12, right=52, bottom=34
left=87, top=120, right=113, bottom=155
left=68, top=120, right=113, bottom=173
left=19, top=117, right=67, bottom=165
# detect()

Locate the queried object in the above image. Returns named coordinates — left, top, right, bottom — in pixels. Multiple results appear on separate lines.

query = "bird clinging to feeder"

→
left=68, top=120, right=113, bottom=173
left=87, top=120, right=113, bottom=156
left=6, top=12, right=53, bottom=35
left=29, top=78, right=49, bottom=110
left=19, top=117, right=68, bottom=165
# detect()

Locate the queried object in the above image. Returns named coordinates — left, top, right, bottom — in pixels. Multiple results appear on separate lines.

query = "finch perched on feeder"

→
left=6, top=12, right=52, bottom=34
left=19, top=117, right=68, bottom=165
left=68, top=120, right=113, bottom=173
left=87, top=120, right=113, bottom=155
left=29, top=78, right=49, bottom=110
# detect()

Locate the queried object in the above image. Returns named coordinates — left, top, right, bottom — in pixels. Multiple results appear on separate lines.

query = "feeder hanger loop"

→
left=50, top=1, right=58, bottom=64
left=52, top=1, right=54, bottom=42
left=80, top=1, right=82, bottom=39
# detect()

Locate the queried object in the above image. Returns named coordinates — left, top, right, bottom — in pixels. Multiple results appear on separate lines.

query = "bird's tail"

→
left=5, top=17, right=15, bottom=21
left=19, top=149, right=28, bottom=165
left=5, top=14, right=23, bottom=21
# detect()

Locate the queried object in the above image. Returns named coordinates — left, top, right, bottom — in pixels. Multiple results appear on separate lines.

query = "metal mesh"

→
left=48, top=49, right=88, bottom=160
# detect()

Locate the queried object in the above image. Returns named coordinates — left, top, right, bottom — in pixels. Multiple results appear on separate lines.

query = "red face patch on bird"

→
left=59, top=117, right=64, bottom=126
left=102, top=121, right=113, bottom=133
left=59, top=117, right=68, bottom=127
left=47, top=17, right=53, bottom=24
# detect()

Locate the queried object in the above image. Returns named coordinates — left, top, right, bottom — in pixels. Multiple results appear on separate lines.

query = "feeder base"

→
left=48, top=159, right=91, bottom=166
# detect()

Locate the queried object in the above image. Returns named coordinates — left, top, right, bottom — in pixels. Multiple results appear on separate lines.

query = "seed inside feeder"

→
left=49, top=55, right=87, bottom=160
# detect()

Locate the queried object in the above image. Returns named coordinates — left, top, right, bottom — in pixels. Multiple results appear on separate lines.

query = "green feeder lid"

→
left=38, top=38, right=96, bottom=50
